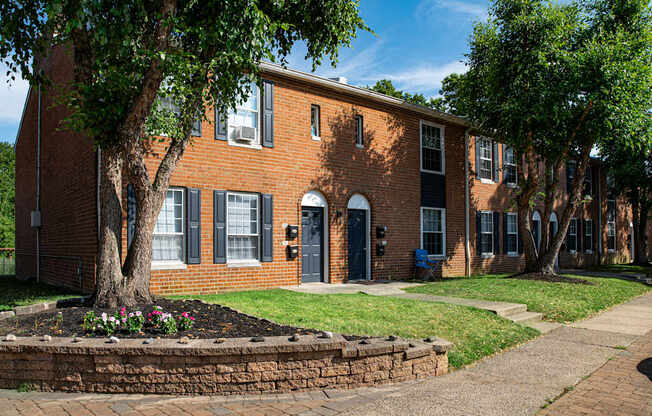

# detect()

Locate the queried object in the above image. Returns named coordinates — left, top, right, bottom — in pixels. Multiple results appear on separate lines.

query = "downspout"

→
left=464, top=128, right=472, bottom=276
left=36, top=80, right=41, bottom=283
left=96, top=148, right=101, bottom=292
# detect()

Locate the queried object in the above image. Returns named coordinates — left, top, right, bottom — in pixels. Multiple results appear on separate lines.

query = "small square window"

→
left=355, top=115, right=363, bottom=147
left=311, top=105, right=320, bottom=138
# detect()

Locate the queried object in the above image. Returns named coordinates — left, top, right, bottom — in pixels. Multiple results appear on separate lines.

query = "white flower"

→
left=101, top=312, right=108, bottom=321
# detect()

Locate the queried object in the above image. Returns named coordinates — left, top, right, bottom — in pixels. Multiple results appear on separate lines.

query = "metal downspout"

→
left=464, top=128, right=472, bottom=276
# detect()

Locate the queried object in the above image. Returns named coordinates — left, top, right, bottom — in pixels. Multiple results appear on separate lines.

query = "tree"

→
left=601, top=121, right=652, bottom=264
left=367, top=79, right=448, bottom=112
left=445, top=0, right=651, bottom=274
left=0, top=0, right=368, bottom=306
left=0, top=141, right=14, bottom=249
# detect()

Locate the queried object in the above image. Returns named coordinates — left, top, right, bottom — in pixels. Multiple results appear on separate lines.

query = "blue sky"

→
left=0, top=0, right=489, bottom=143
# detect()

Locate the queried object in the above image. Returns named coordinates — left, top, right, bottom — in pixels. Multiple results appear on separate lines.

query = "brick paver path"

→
left=539, top=329, right=652, bottom=416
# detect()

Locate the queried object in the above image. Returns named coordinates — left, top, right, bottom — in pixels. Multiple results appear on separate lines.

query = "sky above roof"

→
left=0, top=0, right=489, bottom=143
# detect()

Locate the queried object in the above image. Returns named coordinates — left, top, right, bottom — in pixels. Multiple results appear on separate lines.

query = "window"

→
left=585, top=219, right=593, bottom=253
left=152, top=188, right=185, bottom=263
left=480, top=211, right=494, bottom=255
left=421, top=208, right=446, bottom=257
left=583, top=167, right=593, bottom=196
left=503, top=146, right=517, bottom=185
left=568, top=218, right=577, bottom=252
left=478, top=138, right=493, bottom=180
left=506, top=213, right=518, bottom=254
left=226, top=193, right=260, bottom=262
left=310, top=105, right=320, bottom=139
left=355, top=115, right=363, bottom=147
left=567, top=161, right=576, bottom=181
left=157, top=96, right=202, bottom=137
left=227, top=82, right=260, bottom=146
left=606, top=174, right=616, bottom=199
left=607, top=200, right=616, bottom=251
left=420, top=121, right=444, bottom=174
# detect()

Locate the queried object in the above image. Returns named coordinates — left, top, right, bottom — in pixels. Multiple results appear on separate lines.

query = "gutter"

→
left=259, top=62, right=472, bottom=129
left=464, top=127, right=472, bottom=276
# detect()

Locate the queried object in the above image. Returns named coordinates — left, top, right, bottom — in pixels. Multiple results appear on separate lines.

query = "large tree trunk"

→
left=633, top=195, right=650, bottom=265
left=94, top=147, right=153, bottom=307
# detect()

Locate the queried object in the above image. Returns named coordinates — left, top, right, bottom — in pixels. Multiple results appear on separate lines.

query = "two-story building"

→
left=14, top=47, right=638, bottom=295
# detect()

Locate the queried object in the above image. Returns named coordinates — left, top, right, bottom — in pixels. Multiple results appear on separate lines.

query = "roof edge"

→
left=14, top=85, right=32, bottom=146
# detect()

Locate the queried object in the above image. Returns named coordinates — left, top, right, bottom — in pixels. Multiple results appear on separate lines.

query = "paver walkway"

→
left=539, top=328, right=652, bottom=416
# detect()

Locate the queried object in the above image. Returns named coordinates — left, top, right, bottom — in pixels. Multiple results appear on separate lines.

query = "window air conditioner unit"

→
left=234, top=126, right=256, bottom=142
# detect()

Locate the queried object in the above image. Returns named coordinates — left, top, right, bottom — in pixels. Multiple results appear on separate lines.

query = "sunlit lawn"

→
left=171, top=289, right=539, bottom=368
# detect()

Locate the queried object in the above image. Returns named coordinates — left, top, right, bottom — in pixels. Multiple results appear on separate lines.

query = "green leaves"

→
left=0, top=141, right=14, bottom=248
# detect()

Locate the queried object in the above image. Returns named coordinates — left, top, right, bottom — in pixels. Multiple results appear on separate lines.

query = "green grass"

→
left=587, top=263, right=652, bottom=277
left=405, top=274, right=650, bottom=323
left=171, top=290, right=539, bottom=368
left=0, top=277, right=79, bottom=311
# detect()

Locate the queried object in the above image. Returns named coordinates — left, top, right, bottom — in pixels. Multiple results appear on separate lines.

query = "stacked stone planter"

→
left=0, top=334, right=452, bottom=394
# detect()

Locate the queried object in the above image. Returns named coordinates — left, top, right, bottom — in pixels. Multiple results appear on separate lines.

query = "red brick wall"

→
left=15, top=45, right=98, bottom=292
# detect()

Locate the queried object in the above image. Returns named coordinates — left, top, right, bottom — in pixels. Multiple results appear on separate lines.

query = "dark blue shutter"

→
left=518, top=225, right=524, bottom=254
left=215, top=107, right=227, bottom=140
left=187, top=188, right=201, bottom=264
left=592, top=219, right=597, bottom=251
left=503, top=213, right=508, bottom=254
left=577, top=216, right=583, bottom=252
left=213, top=190, right=226, bottom=263
left=493, top=212, right=500, bottom=255
left=501, top=144, right=506, bottom=184
left=476, top=212, right=482, bottom=255
left=262, top=80, right=274, bottom=148
left=127, top=184, right=136, bottom=249
left=261, top=194, right=273, bottom=262
left=492, top=141, right=499, bottom=182
left=475, top=138, right=480, bottom=178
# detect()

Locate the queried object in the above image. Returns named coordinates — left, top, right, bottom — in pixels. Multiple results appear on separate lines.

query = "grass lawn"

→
left=0, top=277, right=80, bottom=311
left=405, top=274, right=650, bottom=323
left=171, top=290, right=539, bottom=369
left=587, top=263, right=652, bottom=277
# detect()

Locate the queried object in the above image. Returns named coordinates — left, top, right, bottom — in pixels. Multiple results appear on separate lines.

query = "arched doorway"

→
left=532, top=211, right=542, bottom=253
left=550, top=212, right=559, bottom=269
left=301, top=191, right=329, bottom=283
left=347, top=194, right=371, bottom=281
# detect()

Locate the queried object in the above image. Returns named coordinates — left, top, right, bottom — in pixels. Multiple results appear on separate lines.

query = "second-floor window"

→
left=583, top=166, right=593, bottom=197
left=566, top=160, right=576, bottom=193
left=421, top=121, right=444, bottom=174
left=607, top=200, right=616, bottom=251
left=568, top=218, right=577, bottom=252
left=478, top=138, right=493, bottom=180
left=355, top=115, right=364, bottom=147
left=227, top=82, right=260, bottom=146
left=311, top=105, right=320, bottom=139
left=503, top=146, right=517, bottom=185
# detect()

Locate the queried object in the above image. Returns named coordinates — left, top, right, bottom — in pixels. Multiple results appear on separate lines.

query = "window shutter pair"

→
left=493, top=212, right=500, bottom=255
left=127, top=185, right=201, bottom=264
left=214, top=80, right=274, bottom=147
left=492, top=142, right=500, bottom=182
left=213, top=191, right=273, bottom=264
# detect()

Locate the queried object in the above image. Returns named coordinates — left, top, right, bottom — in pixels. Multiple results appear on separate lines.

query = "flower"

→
left=101, top=312, right=108, bottom=321
left=135, top=311, right=142, bottom=316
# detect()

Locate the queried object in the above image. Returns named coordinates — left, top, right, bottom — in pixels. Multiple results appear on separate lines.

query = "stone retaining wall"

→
left=0, top=334, right=451, bottom=395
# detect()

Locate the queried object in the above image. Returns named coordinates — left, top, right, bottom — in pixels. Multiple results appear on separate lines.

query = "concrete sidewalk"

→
left=342, top=292, right=652, bottom=416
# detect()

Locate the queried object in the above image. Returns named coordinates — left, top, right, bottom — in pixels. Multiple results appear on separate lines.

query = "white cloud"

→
left=416, top=0, right=488, bottom=21
left=369, top=60, right=468, bottom=93
left=0, top=64, right=29, bottom=123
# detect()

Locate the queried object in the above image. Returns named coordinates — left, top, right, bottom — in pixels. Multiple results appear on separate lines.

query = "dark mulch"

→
left=0, top=298, right=324, bottom=339
left=508, top=272, right=595, bottom=285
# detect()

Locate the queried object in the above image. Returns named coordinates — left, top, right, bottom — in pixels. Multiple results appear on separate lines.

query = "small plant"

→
left=82, top=310, right=97, bottom=331
left=125, top=310, right=144, bottom=334
left=17, top=382, right=34, bottom=393
left=147, top=306, right=165, bottom=327
left=177, top=311, right=195, bottom=331
left=159, top=312, right=177, bottom=334
left=54, top=311, right=64, bottom=329
left=96, top=312, right=120, bottom=335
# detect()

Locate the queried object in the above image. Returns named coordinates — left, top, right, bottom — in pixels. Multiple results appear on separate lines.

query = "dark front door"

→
left=301, top=207, right=323, bottom=283
left=347, top=209, right=367, bottom=281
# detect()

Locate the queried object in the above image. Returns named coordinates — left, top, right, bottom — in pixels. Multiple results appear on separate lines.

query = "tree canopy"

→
left=0, top=141, right=15, bottom=249
left=367, top=79, right=448, bottom=112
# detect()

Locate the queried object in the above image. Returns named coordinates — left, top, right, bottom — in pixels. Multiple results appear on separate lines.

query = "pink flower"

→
left=190, top=317, right=195, bottom=321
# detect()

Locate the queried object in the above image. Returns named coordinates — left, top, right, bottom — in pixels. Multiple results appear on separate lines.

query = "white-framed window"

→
left=568, top=218, right=577, bottom=253
left=583, top=166, right=593, bottom=196
left=607, top=200, right=616, bottom=252
left=226, top=192, right=260, bottom=262
left=227, top=82, right=260, bottom=147
left=421, top=207, right=446, bottom=257
left=584, top=219, right=593, bottom=253
left=503, top=146, right=517, bottom=185
left=152, top=188, right=185, bottom=264
left=480, top=211, right=494, bottom=256
left=506, top=213, right=518, bottom=255
left=420, top=121, right=445, bottom=174
left=311, top=104, right=320, bottom=139
left=355, top=115, right=364, bottom=147
left=478, top=138, right=493, bottom=180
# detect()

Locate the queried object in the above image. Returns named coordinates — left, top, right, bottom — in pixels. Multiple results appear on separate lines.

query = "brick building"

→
left=14, top=49, right=639, bottom=295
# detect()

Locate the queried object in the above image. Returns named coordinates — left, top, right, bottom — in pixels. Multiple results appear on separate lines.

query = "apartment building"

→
left=14, top=47, right=637, bottom=294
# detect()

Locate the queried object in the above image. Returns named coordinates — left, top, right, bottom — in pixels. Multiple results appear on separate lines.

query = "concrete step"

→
left=508, top=311, right=543, bottom=325
left=494, top=303, right=528, bottom=318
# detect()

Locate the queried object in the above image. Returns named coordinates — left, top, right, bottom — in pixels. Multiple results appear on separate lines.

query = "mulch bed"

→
left=0, top=298, right=326, bottom=340
left=508, top=272, right=595, bottom=285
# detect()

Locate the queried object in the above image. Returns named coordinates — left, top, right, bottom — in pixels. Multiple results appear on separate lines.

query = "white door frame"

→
left=347, top=194, right=371, bottom=280
left=301, top=190, right=329, bottom=283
